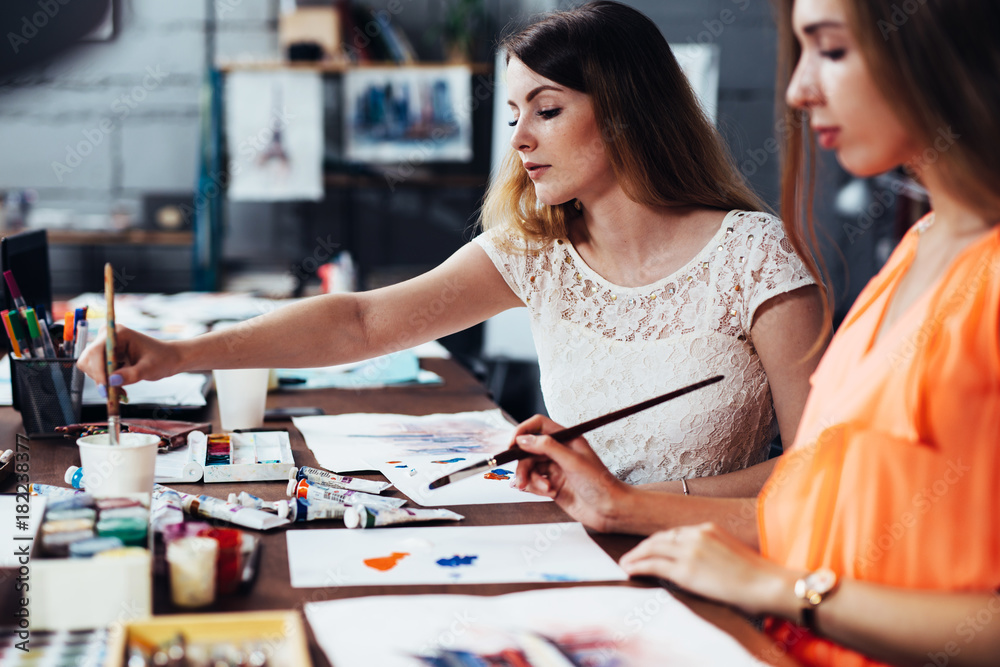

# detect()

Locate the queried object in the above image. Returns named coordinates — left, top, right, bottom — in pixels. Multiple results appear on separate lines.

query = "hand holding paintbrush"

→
left=428, top=375, right=724, bottom=490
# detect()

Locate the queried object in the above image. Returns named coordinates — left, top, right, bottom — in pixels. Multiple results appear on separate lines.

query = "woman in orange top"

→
left=514, top=0, right=1000, bottom=664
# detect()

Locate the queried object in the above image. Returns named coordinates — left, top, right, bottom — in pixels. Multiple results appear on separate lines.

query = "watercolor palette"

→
left=285, top=522, right=627, bottom=588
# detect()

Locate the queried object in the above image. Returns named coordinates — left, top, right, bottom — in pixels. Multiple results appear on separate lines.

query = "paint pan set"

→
left=27, top=491, right=153, bottom=631
left=197, top=430, right=296, bottom=483
left=103, top=611, right=311, bottom=667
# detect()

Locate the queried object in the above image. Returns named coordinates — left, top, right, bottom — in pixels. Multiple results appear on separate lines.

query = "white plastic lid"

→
left=227, top=492, right=238, bottom=505
left=285, top=478, right=298, bottom=496
left=276, top=499, right=291, bottom=520
left=287, top=467, right=300, bottom=482
left=343, top=505, right=362, bottom=529
left=64, top=466, right=81, bottom=485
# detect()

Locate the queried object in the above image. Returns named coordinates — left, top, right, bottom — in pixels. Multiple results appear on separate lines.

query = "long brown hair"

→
left=775, top=0, right=1000, bottom=341
left=481, top=1, right=764, bottom=244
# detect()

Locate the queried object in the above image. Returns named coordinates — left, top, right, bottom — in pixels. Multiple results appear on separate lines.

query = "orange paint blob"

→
left=363, top=551, right=410, bottom=571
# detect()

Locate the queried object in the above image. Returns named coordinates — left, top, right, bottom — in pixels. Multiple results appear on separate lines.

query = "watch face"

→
left=806, top=568, right=839, bottom=597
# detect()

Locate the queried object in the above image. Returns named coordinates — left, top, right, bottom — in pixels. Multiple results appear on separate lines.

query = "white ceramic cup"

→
left=212, top=368, right=270, bottom=431
left=77, top=432, right=160, bottom=496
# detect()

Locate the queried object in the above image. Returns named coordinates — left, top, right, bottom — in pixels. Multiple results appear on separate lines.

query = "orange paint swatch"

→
left=363, top=552, right=410, bottom=571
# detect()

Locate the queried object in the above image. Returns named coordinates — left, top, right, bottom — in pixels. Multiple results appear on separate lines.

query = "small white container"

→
left=212, top=368, right=269, bottom=431
left=166, top=536, right=218, bottom=608
left=77, top=432, right=160, bottom=496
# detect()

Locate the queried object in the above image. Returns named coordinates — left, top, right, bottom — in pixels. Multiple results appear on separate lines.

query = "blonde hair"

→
left=481, top=1, right=765, bottom=246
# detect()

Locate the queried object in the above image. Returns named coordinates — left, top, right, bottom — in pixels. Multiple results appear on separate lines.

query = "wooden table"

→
left=1, top=358, right=798, bottom=666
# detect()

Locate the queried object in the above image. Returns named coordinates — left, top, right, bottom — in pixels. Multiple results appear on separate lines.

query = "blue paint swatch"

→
left=431, top=457, right=466, bottom=464
left=436, top=555, right=478, bottom=567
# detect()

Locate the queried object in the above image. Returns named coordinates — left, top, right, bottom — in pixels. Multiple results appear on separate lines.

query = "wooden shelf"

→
left=323, top=173, right=489, bottom=188
left=45, top=229, right=194, bottom=246
left=216, top=60, right=493, bottom=76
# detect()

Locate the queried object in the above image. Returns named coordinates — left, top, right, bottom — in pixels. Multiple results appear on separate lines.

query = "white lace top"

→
left=475, top=210, right=815, bottom=485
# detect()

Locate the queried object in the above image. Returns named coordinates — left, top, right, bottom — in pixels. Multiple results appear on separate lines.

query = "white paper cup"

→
left=166, top=536, right=218, bottom=608
left=77, top=432, right=160, bottom=496
left=213, top=368, right=269, bottom=431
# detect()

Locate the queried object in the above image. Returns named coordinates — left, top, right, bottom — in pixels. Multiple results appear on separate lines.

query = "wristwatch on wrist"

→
left=794, top=568, right=839, bottom=631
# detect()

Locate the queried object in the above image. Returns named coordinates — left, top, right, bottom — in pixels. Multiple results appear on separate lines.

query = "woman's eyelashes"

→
left=507, top=108, right=563, bottom=127
left=819, top=48, right=846, bottom=61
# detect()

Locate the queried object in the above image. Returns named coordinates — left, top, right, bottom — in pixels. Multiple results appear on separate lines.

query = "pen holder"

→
left=12, top=357, right=85, bottom=436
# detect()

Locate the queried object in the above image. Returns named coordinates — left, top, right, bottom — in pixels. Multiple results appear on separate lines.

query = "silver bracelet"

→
left=681, top=478, right=690, bottom=496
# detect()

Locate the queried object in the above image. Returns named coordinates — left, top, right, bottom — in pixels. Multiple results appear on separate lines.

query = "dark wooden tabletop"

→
left=0, top=357, right=798, bottom=666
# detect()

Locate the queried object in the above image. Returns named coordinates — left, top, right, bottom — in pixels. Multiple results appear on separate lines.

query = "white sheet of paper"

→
left=286, top=523, right=625, bottom=588
left=305, top=586, right=768, bottom=667
left=380, top=452, right=548, bottom=507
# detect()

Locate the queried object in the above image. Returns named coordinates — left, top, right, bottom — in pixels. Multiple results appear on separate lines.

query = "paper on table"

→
left=305, top=586, right=769, bottom=667
left=286, top=522, right=626, bottom=588
left=292, top=409, right=514, bottom=474
left=380, top=453, right=549, bottom=507
left=82, top=373, right=208, bottom=407
left=275, top=350, right=442, bottom=390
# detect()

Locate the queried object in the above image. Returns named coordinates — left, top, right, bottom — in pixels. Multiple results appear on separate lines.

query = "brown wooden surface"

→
left=1, top=357, right=797, bottom=667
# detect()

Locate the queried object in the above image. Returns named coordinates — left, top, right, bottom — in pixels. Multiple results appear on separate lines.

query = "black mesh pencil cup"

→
left=12, top=357, right=85, bottom=436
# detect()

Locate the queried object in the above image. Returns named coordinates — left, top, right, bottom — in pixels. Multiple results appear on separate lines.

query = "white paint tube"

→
left=289, top=465, right=392, bottom=495
left=344, top=505, right=464, bottom=529
left=150, top=485, right=185, bottom=533
left=155, top=484, right=290, bottom=531
left=228, top=491, right=291, bottom=520
left=289, top=498, right=348, bottom=522
left=286, top=478, right=407, bottom=510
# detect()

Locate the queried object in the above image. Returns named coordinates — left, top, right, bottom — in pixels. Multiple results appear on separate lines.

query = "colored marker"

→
left=23, top=308, right=46, bottom=357
left=73, top=320, right=89, bottom=358
left=6, top=312, right=31, bottom=358
left=3, top=269, right=62, bottom=359
left=2, top=310, right=23, bottom=358
left=63, top=311, right=75, bottom=356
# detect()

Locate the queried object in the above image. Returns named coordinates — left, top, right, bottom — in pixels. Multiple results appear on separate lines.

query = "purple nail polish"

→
left=109, top=374, right=124, bottom=387
left=97, top=384, right=107, bottom=398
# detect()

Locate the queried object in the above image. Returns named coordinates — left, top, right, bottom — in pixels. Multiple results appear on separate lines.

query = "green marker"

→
left=24, top=307, right=44, bottom=357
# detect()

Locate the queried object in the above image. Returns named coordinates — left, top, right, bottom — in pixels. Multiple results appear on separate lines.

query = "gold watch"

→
left=794, top=568, right=839, bottom=631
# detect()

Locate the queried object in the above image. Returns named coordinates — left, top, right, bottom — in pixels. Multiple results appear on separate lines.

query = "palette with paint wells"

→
left=201, top=431, right=295, bottom=483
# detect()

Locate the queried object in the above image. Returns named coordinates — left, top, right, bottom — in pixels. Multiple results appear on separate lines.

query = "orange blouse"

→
left=758, top=215, right=1000, bottom=666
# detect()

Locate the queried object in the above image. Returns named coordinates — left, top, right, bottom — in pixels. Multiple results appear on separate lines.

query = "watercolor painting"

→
left=226, top=70, right=324, bottom=201
left=286, top=523, right=625, bottom=589
left=379, top=453, right=549, bottom=507
left=292, top=410, right=515, bottom=473
left=344, top=66, right=473, bottom=163
left=305, top=587, right=772, bottom=667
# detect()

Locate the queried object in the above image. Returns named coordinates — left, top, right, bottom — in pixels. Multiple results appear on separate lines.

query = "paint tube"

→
left=0, top=449, right=13, bottom=465
left=289, top=465, right=392, bottom=495
left=289, top=497, right=348, bottom=522
left=286, top=478, right=407, bottom=510
left=64, top=465, right=85, bottom=489
left=344, top=505, right=464, bottom=529
left=150, top=485, right=186, bottom=533
left=227, top=491, right=291, bottom=519
left=29, top=482, right=87, bottom=499
left=155, top=484, right=290, bottom=531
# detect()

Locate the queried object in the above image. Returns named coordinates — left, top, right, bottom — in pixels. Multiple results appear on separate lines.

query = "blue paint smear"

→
left=436, top=555, right=478, bottom=567
left=541, top=573, right=579, bottom=582
left=491, top=468, right=512, bottom=476
left=432, top=457, right=466, bottom=464
left=395, top=465, right=408, bottom=468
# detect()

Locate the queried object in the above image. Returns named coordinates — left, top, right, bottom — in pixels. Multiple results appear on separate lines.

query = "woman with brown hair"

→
left=516, top=0, right=1000, bottom=664
left=79, top=2, right=822, bottom=491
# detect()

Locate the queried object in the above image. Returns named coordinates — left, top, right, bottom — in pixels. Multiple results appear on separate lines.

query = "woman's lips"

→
left=815, top=128, right=841, bottom=149
left=525, top=164, right=551, bottom=180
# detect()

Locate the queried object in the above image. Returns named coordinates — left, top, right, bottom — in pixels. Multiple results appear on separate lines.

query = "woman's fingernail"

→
left=109, top=374, right=124, bottom=387
left=97, top=384, right=107, bottom=398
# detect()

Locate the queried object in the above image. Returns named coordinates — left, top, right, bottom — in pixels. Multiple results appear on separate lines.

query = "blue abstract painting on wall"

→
left=344, top=65, right=473, bottom=163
